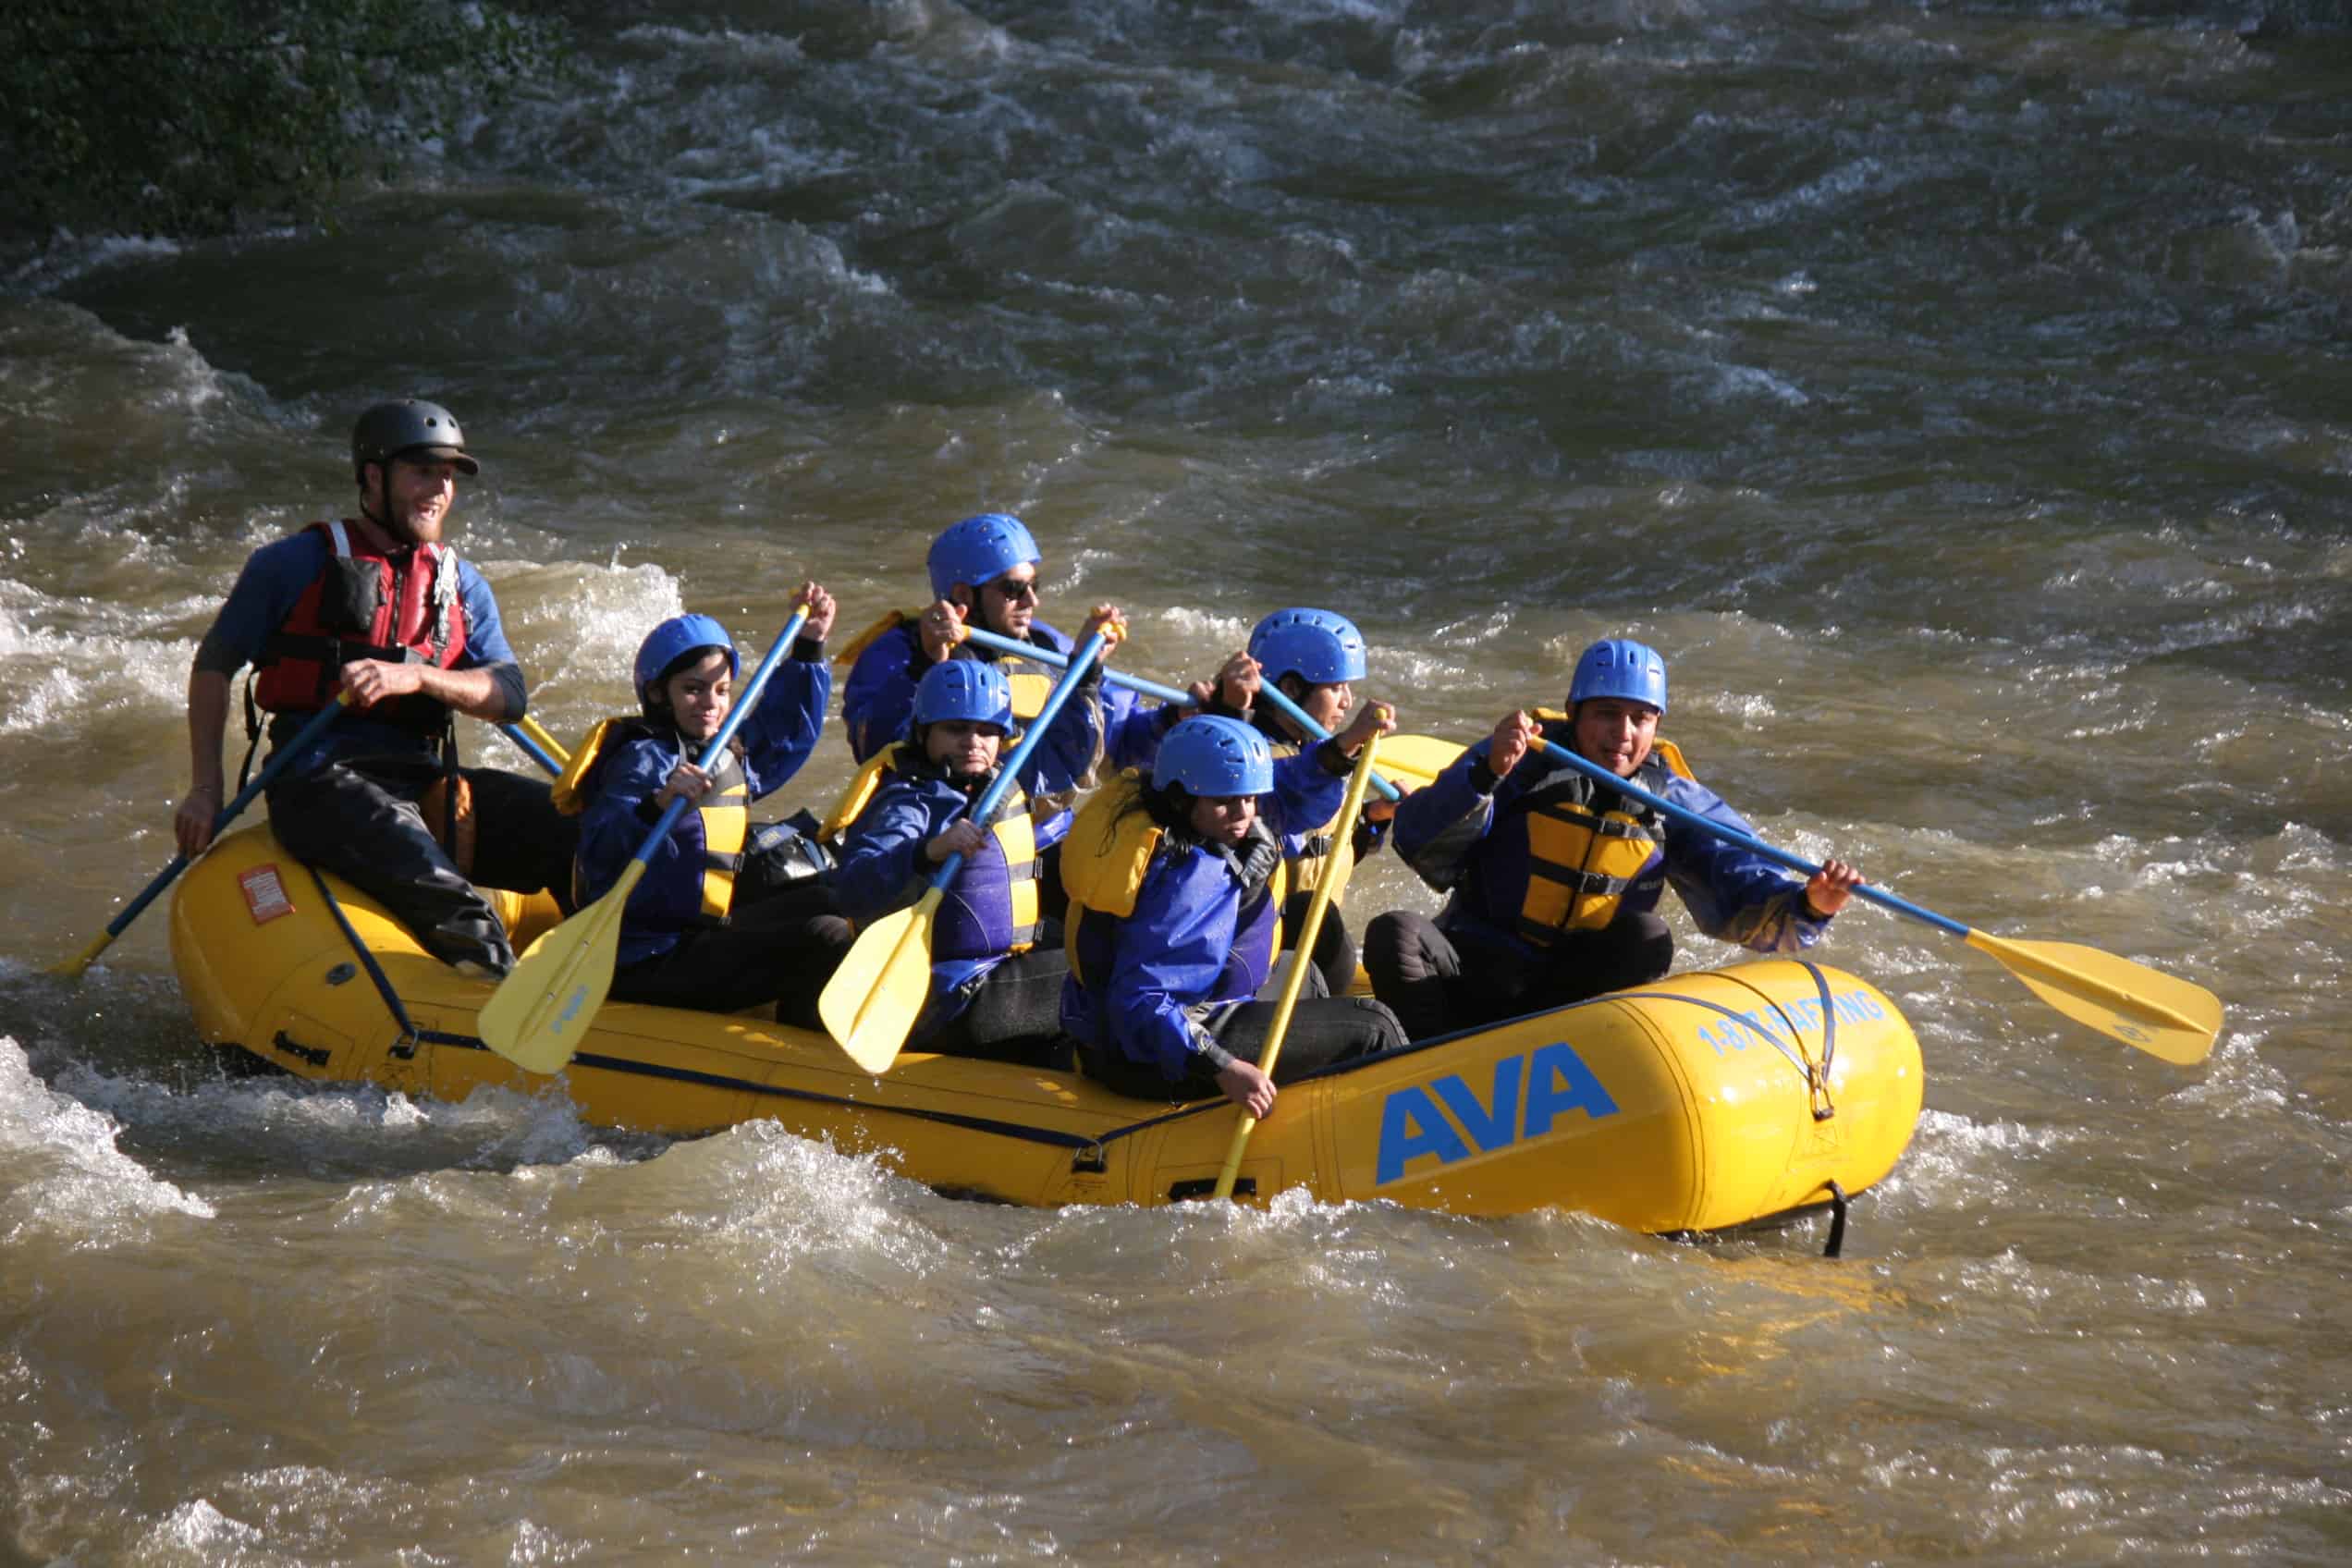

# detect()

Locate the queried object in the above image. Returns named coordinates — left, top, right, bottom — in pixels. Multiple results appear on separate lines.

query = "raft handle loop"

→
left=1072, top=1142, right=1109, bottom=1174
left=1804, top=961, right=1839, bottom=1121
left=1820, top=1180, right=1848, bottom=1259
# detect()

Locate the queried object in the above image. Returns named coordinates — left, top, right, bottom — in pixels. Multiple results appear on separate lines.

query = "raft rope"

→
left=303, top=867, right=1143, bottom=1155
left=1635, top=961, right=1842, bottom=1120
left=300, top=871, right=1851, bottom=1171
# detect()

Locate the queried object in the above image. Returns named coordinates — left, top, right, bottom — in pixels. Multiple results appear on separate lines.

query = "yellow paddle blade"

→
left=818, top=886, right=942, bottom=1074
left=1966, top=932, right=2223, bottom=1066
left=1376, top=733, right=1467, bottom=792
left=49, top=930, right=114, bottom=980
left=476, top=862, right=644, bottom=1076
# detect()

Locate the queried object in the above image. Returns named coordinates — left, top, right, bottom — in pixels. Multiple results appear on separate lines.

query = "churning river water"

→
left=4, top=0, right=2349, bottom=1561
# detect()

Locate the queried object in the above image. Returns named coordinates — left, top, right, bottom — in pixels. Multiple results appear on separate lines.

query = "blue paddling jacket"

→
left=839, top=615, right=1175, bottom=832
left=832, top=683, right=1101, bottom=1033
left=1391, top=720, right=1831, bottom=968
left=570, top=651, right=831, bottom=968
left=1059, top=744, right=1349, bottom=1084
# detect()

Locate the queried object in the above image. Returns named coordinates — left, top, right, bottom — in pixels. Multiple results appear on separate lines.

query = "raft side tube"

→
left=168, top=824, right=1924, bottom=1230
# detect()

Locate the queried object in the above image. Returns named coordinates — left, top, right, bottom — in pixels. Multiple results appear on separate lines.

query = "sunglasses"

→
left=989, top=576, right=1041, bottom=603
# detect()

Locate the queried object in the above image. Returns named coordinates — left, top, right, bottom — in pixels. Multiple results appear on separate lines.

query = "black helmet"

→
left=351, top=399, right=480, bottom=478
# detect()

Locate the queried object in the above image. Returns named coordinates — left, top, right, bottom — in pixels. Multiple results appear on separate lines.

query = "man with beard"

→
left=174, top=399, right=576, bottom=976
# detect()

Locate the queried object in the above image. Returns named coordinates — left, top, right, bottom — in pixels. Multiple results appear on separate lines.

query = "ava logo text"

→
left=1377, top=1040, right=1619, bottom=1185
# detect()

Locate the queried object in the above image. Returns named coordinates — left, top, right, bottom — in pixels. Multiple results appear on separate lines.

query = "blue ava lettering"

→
left=1376, top=1041, right=1621, bottom=1185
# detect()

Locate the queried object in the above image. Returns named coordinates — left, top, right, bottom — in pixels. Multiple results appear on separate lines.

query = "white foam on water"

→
left=1874, top=1107, right=2077, bottom=1219
left=1151, top=604, right=1253, bottom=643
left=616, top=21, right=807, bottom=68
left=0, top=1037, right=214, bottom=1241
left=50, top=1055, right=606, bottom=1178
left=0, top=592, right=196, bottom=733
left=668, top=1119, right=949, bottom=1278
left=148, top=1498, right=263, bottom=1556
left=492, top=557, right=685, bottom=721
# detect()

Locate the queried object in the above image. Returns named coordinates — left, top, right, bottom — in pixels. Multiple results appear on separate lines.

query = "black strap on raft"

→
left=437, top=713, right=461, bottom=858
left=306, top=862, right=1143, bottom=1153
left=307, top=866, right=476, bottom=1061
left=1819, top=1180, right=1848, bottom=1259
left=237, top=674, right=264, bottom=791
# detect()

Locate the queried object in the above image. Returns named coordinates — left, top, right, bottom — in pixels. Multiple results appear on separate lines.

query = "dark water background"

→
left=5, top=1, right=2349, bottom=1561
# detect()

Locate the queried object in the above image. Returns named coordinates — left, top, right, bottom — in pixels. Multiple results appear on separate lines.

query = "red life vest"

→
left=252, top=520, right=469, bottom=726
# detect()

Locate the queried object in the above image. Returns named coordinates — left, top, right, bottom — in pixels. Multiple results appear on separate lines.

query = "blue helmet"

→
left=1153, top=715, right=1274, bottom=797
left=1567, top=638, right=1667, bottom=715
left=634, top=614, right=738, bottom=705
left=926, top=513, right=1040, bottom=600
left=1249, top=606, right=1367, bottom=686
left=913, top=659, right=1013, bottom=731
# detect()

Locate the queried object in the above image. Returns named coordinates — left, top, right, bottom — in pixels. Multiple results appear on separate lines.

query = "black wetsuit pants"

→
left=1362, top=909, right=1675, bottom=1041
left=607, top=879, right=853, bottom=1030
left=268, top=753, right=577, bottom=976
left=919, top=947, right=1076, bottom=1069
left=1279, top=888, right=1359, bottom=997
left=1080, top=961, right=1407, bottom=1103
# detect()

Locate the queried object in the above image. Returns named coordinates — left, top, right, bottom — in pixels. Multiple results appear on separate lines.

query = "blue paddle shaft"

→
left=959, top=623, right=1189, bottom=705
left=928, top=628, right=1112, bottom=889
left=957, top=622, right=1402, bottom=802
left=499, top=722, right=564, bottom=777
left=1527, top=736, right=1968, bottom=939
left=631, top=608, right=812, bottom=869
left=104, top=697, right=350, bottom=940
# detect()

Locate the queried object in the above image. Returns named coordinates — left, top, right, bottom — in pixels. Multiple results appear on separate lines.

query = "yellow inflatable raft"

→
left=169, top=824, right=1923, bottom=1233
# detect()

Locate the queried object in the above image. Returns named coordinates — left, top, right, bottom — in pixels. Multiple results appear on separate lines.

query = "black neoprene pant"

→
left=1080, top=987, right=1408, bottom=1104
left=1279, top=888, right=1360, bottom=997
left=268, top=753, right=577, bottom=975
left=607, top=879, right=852, bottom=1028
left=920, top=947, right=1076, bottom=1068
left=1362, top=909, right=1675, bottom=1041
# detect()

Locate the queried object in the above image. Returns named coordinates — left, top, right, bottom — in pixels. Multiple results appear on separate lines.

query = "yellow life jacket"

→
left=831, top=606, right=929, bottom=668
left=1268, top=737, right=1355, bottom=899
left=827, top=743, right=1040, bottom=953
left=1512, top=718, right=1695, bottom=948
left=1060, top=770, right=1166, bottom=923
left=1060, top=769, right=1288, bottom=979
left=554, top=716, right=750, bottom=922
left=816, top=742, right=900, bottom=844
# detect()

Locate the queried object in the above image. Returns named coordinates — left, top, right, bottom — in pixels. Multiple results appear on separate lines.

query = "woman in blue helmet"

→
left=832, top=655, right=1106, bottom=1065
left=567, top=586, right=852, bottom=1024
left=1060, top=711, right=1407, bottom=1119
left=1364, top=637, right=1865, bottom=1039
left=1240, top=606, right=1394, bottom=995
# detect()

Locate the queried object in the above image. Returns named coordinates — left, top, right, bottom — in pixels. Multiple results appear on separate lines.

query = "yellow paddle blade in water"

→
left=476, top=861, right=645, bottom=1075
left=818, top=886, right=942, bottom=1074
left=1371, top=733, right=1466, bottom=791
left=1966, top=931, right=2223, bottom=1066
